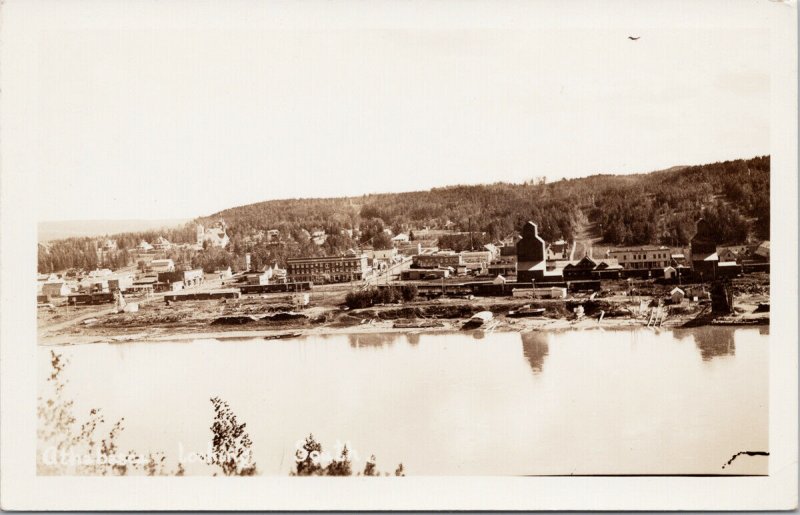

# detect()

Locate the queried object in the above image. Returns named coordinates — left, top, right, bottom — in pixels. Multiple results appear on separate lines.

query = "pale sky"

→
left=23, top=1, right=773, bottom=221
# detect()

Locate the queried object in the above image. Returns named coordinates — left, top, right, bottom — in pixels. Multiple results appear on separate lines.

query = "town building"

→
left=460, top=250, right=492, bottom=264
left=562, top=256, right=622, bottom=280
left=394, top=239, right=439, bottom=256
left=244, top=270, right=271, bottom=285
left=215, top=266, right=233, bottom=280
left=459, top=250, right=492, bottom=274
left=483, top=243, right=500, bottom=261
left=42, top=282, right=72, bottom=297
left=516, top=222, right=547, bottom=283
left=488, top=245, right=517, bottom=277
left=401, top=268, right=450, bottom=280
left=754, top=241, right=770, bottom=261
left=717, top=245, right=748, bottom=263
left=157, top=269, right=204, bottom=289
left=153, top=236, right=172, bottom=250
left=413, top=251, right=463, bottom=269
left=137, top=240, right=154, bottom=252
left=197, top=220, right=230, bottom=248
left=395, top=242, right=421, bottom=256
left=717, top=261, right=743, bottom=278
left=372, top=248, right=398, bottom=261
left=671, top=287, right=685, bottom=304
left=286, top=253, right=371, bottom=283
left=670, top=253, right=687, bottom=266
left=271, top=263, right=288, bottom=283
left=183, top=269, right=204, bottom=287
left=108, top=274, right=135, bottom=292
left=690, top=218, right=719, bottom=279
left=311, top=230, right=327, bottom=245
left=79, top=277, right=109, bottom=293
left=606, top=246, right=672, bottom=270
left=546, top=239, right=570, bottom=261
left=150, top=259, right=176, bottom=273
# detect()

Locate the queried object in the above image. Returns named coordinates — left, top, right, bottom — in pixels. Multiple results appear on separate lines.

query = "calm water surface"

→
left=39, top=326, right=768, bottom=475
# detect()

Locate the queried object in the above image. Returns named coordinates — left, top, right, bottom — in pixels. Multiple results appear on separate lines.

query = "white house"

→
left=196, top=221, right=230, bottom=248
left=150, top=259, right=176, bottom=273
left=153, top=236, right=172, bottom=250
left=670, top=287, right=685, bottom=304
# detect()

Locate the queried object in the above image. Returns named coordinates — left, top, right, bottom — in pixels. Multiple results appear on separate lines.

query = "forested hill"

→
left=203, top=155, right=769, bottom=247
left=37, top=156, right=769, bottom=274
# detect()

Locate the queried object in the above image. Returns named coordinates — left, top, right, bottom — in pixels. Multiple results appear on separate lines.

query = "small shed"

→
left=42, top=282, right=71, bottom=297
left=663, top=266, right=677, bottom=280
left=670, top=287, right=685, bottom=304
left=492, top=274, right=507, bottom=284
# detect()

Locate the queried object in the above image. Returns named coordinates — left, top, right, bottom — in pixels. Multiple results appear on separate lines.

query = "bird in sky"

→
left=628, top=36, right=640, bottom=41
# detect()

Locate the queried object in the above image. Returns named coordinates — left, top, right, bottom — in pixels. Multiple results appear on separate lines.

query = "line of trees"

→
left=345, top=285, right=418, bottom=309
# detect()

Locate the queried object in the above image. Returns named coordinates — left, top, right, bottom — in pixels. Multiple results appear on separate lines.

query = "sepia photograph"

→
left=1, top=0, right=797, bottom=511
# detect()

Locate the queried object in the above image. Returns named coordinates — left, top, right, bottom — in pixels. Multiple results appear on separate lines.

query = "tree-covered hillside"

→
left=205, top=155, right=769, bottom=246
left=38, top=156, right=769, bottom=273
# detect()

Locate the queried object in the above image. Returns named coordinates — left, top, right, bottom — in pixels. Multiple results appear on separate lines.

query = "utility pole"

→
left=469, top=217, right=473, bottom=251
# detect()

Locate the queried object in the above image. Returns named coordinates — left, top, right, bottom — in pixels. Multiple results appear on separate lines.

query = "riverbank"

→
left=37, top=290, right=769, bottom=346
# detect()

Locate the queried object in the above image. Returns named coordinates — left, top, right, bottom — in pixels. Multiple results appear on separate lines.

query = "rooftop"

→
left=608, top=246, right=670, bottom=253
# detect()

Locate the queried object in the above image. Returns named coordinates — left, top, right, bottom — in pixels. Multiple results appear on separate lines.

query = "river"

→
left=38, top=326, right=768, bottom=476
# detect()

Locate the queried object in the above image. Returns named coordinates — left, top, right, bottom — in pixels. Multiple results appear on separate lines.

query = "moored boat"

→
left=462, top=311, right=493, bottom=329
left=263, top=332, right=303, bottom=340
left=507, top=306, right=546, bottom=318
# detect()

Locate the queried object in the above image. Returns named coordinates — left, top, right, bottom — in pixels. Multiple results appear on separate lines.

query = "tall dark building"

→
left=517, top=221, right=546, bottom=283
left=690, top=218, right=719, bottom=279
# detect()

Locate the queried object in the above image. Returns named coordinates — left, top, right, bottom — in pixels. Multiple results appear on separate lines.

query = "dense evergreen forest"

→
left=38, top=156, right=769, bottom=273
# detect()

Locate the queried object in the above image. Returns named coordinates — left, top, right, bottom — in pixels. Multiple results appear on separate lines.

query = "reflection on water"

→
left=521, top=331, right=549, bottom=374
left=348, top=332, right=401, bottom=348
left=674, top=326, right=737, bottom=361
left=40, top=327, right=768, bottom=476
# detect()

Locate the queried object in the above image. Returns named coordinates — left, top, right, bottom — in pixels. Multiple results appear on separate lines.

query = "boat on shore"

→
left=263, top=332, right=303, bottom=340
left=507, top=306, right=546, bottom=318
left=462, top=311, right=494, bottom=329
left=393, top=319, right=445, bottom=329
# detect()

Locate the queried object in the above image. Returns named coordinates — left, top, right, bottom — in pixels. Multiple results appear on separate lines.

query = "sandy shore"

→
left=37, top=282, right=769, bottom=347
left=38, top=312, right=698, bottom=347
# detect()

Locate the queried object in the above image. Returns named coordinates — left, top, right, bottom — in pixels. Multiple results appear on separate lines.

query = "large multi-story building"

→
left=413, top=252, right=463, bottom=269
left=197, top=220, right=230, bottom=248
left=606, top=246, right=672, bottom=270
left=459, top=250, right=492, bottom=274
left=286, top=254, right=371, bottom=284
left=488, top=245, right=517, bottom=277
